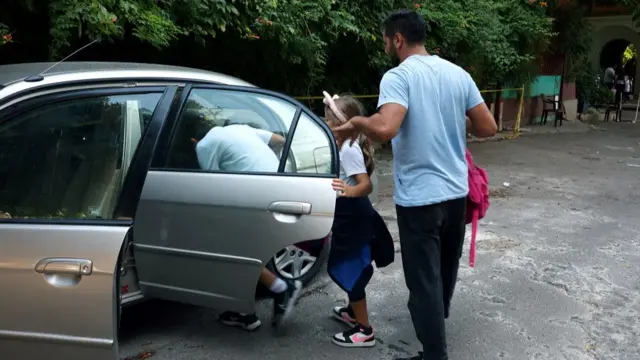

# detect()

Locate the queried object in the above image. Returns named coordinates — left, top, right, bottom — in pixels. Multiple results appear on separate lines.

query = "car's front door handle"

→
left=268, top=201, right=312, bottom=215
left=34, top=258, right=93, bottom=276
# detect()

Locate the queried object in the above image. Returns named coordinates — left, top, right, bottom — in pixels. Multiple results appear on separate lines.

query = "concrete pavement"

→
left=119, top=122, right=640, bottom=360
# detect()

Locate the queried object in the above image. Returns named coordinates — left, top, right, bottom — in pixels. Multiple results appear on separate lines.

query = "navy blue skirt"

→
left=328, top=196, right=375, bottom=293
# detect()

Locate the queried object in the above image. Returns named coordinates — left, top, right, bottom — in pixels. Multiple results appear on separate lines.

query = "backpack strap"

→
left=470, top=208, right=478, bottom=268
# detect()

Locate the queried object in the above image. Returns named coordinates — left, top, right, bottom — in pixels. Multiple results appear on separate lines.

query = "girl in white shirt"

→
left=323, top=92, right=391, bottom=348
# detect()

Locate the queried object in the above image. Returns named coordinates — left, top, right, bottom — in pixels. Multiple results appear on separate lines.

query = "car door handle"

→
left=268, top=201, right=312, bottom=215
left=34, top=258, right=93, bottom=276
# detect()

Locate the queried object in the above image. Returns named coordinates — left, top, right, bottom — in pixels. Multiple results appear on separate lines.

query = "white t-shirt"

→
left=604, top=67, right=615, bottom=83
left=195, top=124, right=279, bottom=172
left=339, top=141, right=367, bottom=187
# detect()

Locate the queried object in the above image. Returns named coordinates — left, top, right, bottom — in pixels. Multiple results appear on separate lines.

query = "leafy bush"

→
left=2, top=0, right=553, bottom=95
left=0, top=23, right=12, bottom=45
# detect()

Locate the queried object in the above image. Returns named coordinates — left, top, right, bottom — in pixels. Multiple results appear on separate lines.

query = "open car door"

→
left=0, top=224, right=129, bottom=360
left=0, top=82, right=173, bottom=360
left=133, top=86, right=338, bottom=314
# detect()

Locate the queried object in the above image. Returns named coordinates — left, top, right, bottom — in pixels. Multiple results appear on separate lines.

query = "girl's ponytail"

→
left=358, top=134, right=375, bottom=176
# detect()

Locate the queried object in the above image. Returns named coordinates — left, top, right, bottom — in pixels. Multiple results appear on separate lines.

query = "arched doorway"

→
left=598, top=38, right=637, bottom=93
left=599, top=39, right=630, bottom=70
left=589, top=22, right=640, bottom=79
left=582, top=20, right=640, bottom=115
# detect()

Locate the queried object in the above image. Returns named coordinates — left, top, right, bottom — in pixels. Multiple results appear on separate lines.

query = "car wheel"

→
left=266, top=236, right=330, bottom=287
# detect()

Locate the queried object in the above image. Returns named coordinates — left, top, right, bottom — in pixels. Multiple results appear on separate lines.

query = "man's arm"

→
left=254, top=128, right=285, bottom=151
left=351, top=71, right=409, bottom=143
left=351, top=104, right=407, bottom=143
left=269, top=133, right=286, bottom=149
left=465, top=73, right=497, bottom=138
left=467, top=104, right=497, bottom=138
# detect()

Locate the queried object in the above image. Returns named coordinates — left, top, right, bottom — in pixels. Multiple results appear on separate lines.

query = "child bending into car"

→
left=322, top=92, right=394, bottom=348
left=190, top=113, right=301, bottom=330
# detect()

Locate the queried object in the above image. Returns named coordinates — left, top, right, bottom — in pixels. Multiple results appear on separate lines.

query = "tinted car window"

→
left=0, top=92, right=162, bottom=220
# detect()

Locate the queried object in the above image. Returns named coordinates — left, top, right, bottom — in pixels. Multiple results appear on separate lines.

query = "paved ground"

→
left=119, top=122, right=640, bottom=360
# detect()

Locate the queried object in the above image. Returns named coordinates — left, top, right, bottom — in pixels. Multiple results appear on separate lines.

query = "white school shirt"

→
left=339, top=141, right=367, bottom=187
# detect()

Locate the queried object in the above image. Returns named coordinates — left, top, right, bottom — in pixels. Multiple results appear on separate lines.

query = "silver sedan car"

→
left=0, top=62, right=344, bottom=359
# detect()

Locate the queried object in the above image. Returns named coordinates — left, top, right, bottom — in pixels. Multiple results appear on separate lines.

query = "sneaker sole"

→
left=275, top=280, right=302, bottom=327
left=331, top=338, right=376, bottom=348
left=220, top=319, right=262, bottom=332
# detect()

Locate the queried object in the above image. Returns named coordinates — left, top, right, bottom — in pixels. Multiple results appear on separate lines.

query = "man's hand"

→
left=466, top=103, right=497, bottom=138
left=331, top=121, right=358, bottom=143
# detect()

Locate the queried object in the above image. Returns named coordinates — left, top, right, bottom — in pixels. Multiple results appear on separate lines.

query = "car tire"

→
left=266, top=235, right=331, bottom=287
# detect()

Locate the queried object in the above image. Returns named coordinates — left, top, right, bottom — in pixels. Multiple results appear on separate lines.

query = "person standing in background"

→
left=614, top=65, right=625, bottom=121
left=603, top=65, right=616, bottom=90
left=624, top=74, right=632, bottom=101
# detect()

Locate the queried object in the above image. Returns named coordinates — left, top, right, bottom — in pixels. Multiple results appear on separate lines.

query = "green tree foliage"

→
left=416, top=0, right=553, bottom=87
left=0, top=23, right=13, bottom=45
left=616, top=0, right=640, bottom=28
left=2, top=0, right=553, bottom=95
left=623, top=44, right=636, bottom=65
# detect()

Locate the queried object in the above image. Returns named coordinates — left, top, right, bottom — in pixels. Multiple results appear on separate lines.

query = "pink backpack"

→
left=465, top=149, right=489, bottom=268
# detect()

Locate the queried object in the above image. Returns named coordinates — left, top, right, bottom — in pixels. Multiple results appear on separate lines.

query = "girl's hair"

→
left=324, top=94, right=376, bottom=176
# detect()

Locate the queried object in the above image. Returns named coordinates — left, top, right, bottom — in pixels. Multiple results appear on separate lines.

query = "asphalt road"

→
left=119, top=122, right=640, bottom=360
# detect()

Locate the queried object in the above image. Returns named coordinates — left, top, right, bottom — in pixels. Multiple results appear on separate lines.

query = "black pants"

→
left=347, top=264, right=373, bottom=302
left=396, top=197, right=466, bottom=360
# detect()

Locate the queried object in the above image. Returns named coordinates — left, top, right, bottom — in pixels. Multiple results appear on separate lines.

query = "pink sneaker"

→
left=332, top=324, right=376, bottom=348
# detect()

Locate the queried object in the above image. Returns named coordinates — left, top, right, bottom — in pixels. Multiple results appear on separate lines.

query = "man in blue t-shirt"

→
left=333, top=9, right=497, bottom=360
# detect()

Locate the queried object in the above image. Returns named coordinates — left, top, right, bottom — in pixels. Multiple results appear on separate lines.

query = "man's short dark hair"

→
left=383, top=9, right=427, bottom=45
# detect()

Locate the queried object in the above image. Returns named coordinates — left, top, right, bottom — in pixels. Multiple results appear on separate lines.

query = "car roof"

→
left=0, top=62, right=255, bottom=99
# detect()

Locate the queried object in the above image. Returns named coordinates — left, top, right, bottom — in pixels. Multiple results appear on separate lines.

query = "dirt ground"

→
left=119, top=122, right=640, bottom=360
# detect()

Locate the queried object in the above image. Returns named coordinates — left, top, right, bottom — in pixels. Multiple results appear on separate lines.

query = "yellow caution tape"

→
left=295, top=86, right=526, bottom=140
left=294, top=88, right=525, bottom=100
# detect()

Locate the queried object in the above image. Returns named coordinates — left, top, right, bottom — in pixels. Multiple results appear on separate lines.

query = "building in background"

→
left=496, top=0, right=636, bottom=128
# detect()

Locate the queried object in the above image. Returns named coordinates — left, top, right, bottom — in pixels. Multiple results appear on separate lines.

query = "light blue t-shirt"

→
left=377, top=55, right=485, bottom=207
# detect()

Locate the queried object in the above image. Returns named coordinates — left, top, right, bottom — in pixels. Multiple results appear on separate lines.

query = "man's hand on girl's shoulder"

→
left=331, top=120, right=358, bottom=143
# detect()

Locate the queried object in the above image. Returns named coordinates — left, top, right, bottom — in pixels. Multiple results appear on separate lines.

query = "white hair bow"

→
left=322, top=90, right=348, bottom=123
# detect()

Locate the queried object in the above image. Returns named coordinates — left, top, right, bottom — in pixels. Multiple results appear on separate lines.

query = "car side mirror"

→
left=312, top=146, right=332, bottom=174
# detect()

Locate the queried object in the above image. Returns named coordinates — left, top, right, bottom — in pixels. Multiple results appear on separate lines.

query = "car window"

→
left=0, top=92, right=162, bottom=220
left=165, top=89, right=296, bottom=173
left=284, top=112, right=333, bottom=174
